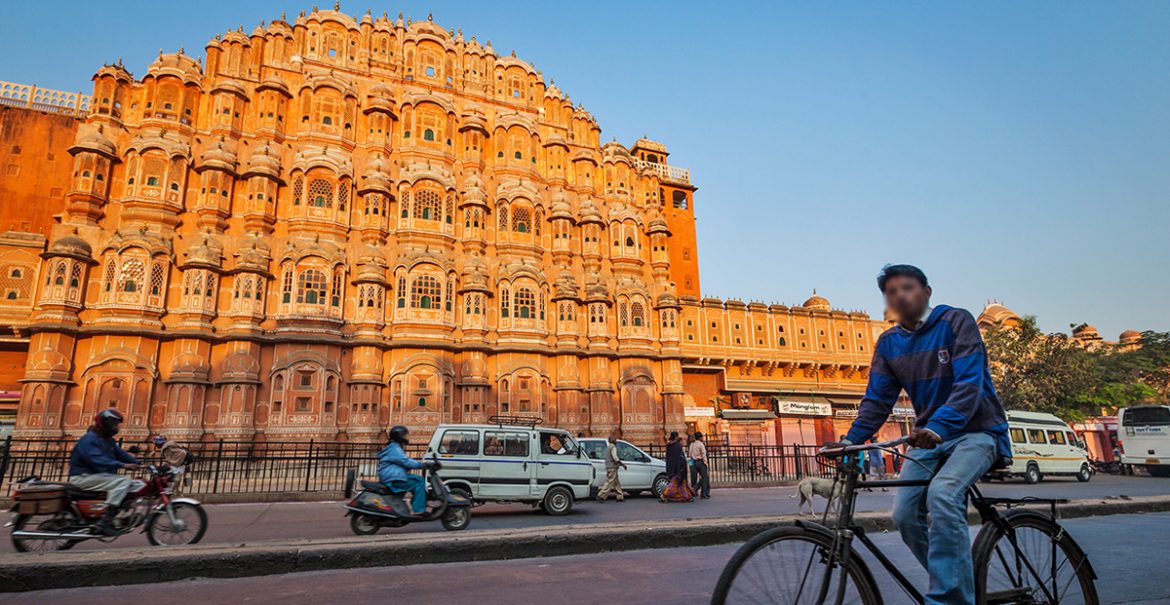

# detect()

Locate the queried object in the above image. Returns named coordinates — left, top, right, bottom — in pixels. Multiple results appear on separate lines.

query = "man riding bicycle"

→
left=830, top=264, right=1011, bottom=605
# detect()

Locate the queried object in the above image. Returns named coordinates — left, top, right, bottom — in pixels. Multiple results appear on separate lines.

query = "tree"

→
left=984, top=316, right=1170, bottom=419
left=984, top=316, right=1100, bottom=420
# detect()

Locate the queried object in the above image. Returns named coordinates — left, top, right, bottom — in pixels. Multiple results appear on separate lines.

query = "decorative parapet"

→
left=634, top=158, right=690, bottom=186
left=0, top=81, right=91, bottom=117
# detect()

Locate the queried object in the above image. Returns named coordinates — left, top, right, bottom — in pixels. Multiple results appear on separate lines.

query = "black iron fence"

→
left=0, top=436, right=829, bottom=498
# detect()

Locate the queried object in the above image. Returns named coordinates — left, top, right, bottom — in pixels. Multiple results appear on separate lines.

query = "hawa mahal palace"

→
left=0, top=7, right=1063, bottom=447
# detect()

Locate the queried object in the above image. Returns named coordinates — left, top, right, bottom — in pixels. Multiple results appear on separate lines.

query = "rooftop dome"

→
left=801, top=290, right=831, bottom=312
left=1120, top=330, right=1142, bottom=344
left=69, top=126, right=118, bottom=159
left=47, top=234, right=93, bottom=260
left=1072, top=323, right=1101, bottom=339
left=977, top=301, right=1022, bottom=328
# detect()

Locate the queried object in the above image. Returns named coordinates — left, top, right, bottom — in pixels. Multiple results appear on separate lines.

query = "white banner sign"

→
left=777, top=401, right=832, bottom=416
left=893, top=407, right=916, bottom=417
left=684, top=406, right=716, bottom=418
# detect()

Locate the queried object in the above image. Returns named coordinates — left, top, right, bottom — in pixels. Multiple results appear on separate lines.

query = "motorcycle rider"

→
left=377, top=425, right=437, bottom=516
left=68, top=409, right=142, bottom=535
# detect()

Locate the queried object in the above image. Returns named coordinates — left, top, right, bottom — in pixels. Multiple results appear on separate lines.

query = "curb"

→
left=2, top=494, right=1168, bottom=592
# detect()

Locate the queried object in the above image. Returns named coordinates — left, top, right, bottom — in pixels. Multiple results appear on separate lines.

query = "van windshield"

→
left=1123, top=407, right=1170, bottom=427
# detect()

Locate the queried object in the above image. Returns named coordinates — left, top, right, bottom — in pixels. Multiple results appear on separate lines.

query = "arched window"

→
left=282, top=266, right=293, bottom=303
left=500, top=286, right=510, bottom=318
left=411, top=275, right=442, bottom=309
left=414, top=189, right=442, bottom=220
left=619, top=302, right=629, bottom=327
left=423, top=129, right=435, bottom=141
left=515, top=288, right=535, bottom=319
left=308, top=179, right=332, bottom=208
left=292, top=175, right=304, bottom=206
left=396, top=275, right=406, bottom=308
left=631, top=302, right=645, bottom=327
left=512, top=206, right=531, bottom=233
left=120, top=258, right=144, bottom=293
left=297, top=269, right=327, bottom=305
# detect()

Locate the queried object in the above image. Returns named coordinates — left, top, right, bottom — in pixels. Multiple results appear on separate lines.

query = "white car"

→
left=995, top=411, right=1092, bottom=483
left=424, top=420, right=596, bottom=515
left=578, top=438, right=669, bottom=498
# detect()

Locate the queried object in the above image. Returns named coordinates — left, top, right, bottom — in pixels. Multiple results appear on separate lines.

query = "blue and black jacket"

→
left=846, top=305, right=1012, bottom=463
left=68, top=429, right=140, bottom=476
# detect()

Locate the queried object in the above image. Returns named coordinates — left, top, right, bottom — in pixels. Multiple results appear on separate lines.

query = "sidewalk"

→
left=4, top=494, right=1169, bottom=592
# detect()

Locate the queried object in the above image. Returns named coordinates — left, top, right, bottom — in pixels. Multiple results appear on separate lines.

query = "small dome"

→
left=1120, top=330, right=1142, bottom=344
left=70, top=127, right=117, bottom=158
left=801, top=290, right=831, bottom=312
left=977, top=301, right=1022, bottom=328
left=48, top=234, right=93, bottom=259
left=243, top=141, right=282, bottom=179
left=1072, top=323, right=1101, bottom=339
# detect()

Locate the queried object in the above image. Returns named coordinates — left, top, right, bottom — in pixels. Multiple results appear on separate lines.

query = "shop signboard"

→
left=777, top=400, right=832, bottom=416
left=684, top=406, right=716, bottom=418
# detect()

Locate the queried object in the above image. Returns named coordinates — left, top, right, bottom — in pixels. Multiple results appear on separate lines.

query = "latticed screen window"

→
left=331, top=268, right=343, bottom=306
left=103, top=260, right=116, bottom=291
left=534, top=210, right=543, bottom=236
left=69, top=263, right=81, bottom=288
left=337, top=182, right=349, bottom=211
left=120, top=259, right=144, bottom=292
left=500, top=288, right=510, bottom=317
left=149, top=264, right=165, bottom=297
left=365, top=193, right=382, bottom=215
left=498, top=205, right=508, bottom=231
left=297, top=270, right=327, bottom=305
left=515, top=288, right=535, bottom=319
left=414, top=190, right=442, bottom=220
left=631, top=302, right=645, bottom=327
left=512, top=207, right=531, bottom=233
left=292, top=176, right=304, bottom=205
left=619, top=302, right=629, bottom=327
left=282, top=268, right=293, bottom=303
left=397, top=276, right=406, bottom=307
left=308, top=179, right=333, bottom=208
left=411, top=275, right=441, bottom=309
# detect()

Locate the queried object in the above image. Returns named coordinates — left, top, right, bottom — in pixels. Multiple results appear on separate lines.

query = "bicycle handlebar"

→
left=818, top=436, right=909, bottom=458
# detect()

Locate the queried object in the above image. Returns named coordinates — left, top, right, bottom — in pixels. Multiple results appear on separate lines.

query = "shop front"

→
left=830, top=396, right=916, bottom=442
left=772, top=396, right=834, bottom=446
left=1073, top=416, right=1118, bottom=461
left=720, top=408, right=779, bottom=446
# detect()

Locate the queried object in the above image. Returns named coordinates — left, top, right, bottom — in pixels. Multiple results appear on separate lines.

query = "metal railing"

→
left=0, top=436, right=828, bottom=498
left=0, top=81, right=91, bottom=117
left=634, top=158, right=691, bottom=185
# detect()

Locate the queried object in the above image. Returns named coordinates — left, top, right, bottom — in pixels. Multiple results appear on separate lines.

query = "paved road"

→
left=8, top=511, right=1169, bottom=604
left=3, top=474, right=1165, bottom=554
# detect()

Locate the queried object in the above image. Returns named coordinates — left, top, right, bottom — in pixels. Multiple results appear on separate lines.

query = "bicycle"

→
left=711, top=437, right=1098, bottom=605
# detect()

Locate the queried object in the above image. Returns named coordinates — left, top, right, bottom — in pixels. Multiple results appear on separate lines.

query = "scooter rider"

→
left=378, top=426, right=438, bottom=516
left=68, top=409, right=142, bottom=535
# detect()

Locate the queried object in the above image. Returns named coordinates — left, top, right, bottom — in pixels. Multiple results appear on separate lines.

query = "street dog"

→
left=792, top=477, right=841, bottom=515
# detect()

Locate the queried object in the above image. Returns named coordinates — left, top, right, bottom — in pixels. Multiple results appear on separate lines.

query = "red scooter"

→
left=6, top=464, right=207, bottom=552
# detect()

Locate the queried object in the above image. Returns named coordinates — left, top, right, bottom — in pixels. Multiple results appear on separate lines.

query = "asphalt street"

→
left=7, top=510, right=1168, bottom=604
left=3, top=474, right=1165, bottom=554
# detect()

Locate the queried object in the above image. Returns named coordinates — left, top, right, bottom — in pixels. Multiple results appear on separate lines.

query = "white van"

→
left=1000, top=411, right=1092, bottom=484
left=424, top=418, right=596, bottom=515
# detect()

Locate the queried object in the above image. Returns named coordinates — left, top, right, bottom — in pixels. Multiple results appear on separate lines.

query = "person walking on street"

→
left=597, top=433, right=628, bottom=502
left=689, top=431, right=711, bottom=499
left=660, top=431, right=697, bottom=502
left=827, top=264, right=1012, bottom=605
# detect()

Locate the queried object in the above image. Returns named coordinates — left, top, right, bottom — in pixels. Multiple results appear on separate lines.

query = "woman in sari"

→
left=659, top=431, right=697, bottom=502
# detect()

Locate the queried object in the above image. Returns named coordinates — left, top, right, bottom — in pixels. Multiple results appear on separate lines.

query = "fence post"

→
left=794, top=444, right=802, bottom=479
left=212, top=438, right=224, bottom=494
left=305, top=439, right=315, bottom=492
left=0, top=435, right=12, bottom=491
left=748, top=444, right=756, bottom=482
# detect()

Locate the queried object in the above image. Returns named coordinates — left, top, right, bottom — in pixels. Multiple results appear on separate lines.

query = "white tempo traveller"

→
left=997, top=411, right=1092, bottom=484
left=424, top=417, right=596, bottom=515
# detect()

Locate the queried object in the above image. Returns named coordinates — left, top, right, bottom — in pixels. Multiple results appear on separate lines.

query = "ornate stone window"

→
left=410, top=275, right=441, bottom=309
left=514, top=287, right=535, bottom=319
left=296, top=269, right=327, bottom=306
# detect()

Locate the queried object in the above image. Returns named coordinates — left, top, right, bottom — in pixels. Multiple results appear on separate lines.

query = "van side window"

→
left=1046, top=430, right=1067, bottom=445
left=438, top=430, right=480, bottom=455
left=539, top=432, right=573, bottom=456
left=1010, top=428, right=1027, bottom=443
left=1027, top=429, right=1047, bottom=444
left=484, top=431, right=529, bottom=457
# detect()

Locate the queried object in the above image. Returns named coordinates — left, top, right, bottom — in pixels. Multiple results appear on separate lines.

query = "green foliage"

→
left=984, top=317, right=1169, bottom=420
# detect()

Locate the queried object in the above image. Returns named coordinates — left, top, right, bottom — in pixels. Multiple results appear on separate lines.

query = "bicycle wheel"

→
left=711, top=526, right=880, bottom=605
left=973, top=510, right=1099, bottom=605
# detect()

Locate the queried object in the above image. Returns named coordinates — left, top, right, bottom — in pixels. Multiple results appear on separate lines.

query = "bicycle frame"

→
left=812, top=440, right=1070, bottom=605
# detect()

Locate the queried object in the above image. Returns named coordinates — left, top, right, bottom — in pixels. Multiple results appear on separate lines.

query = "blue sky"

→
left=2, top=1, right=1167, bottom=337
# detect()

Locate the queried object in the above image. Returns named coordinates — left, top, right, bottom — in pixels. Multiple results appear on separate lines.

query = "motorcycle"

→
left=1091, top=458, right=1123, bottom=475
left=6, top=464, right=207, bottom=552
left=343, top=455, right=472, bottom=533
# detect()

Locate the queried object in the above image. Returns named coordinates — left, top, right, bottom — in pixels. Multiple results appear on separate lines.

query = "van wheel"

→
left=1076, top=464, right=1092, bottom=483
left=1024, top=463, right=1042, bottom=484
left=543, top=486, right=574, bottom=516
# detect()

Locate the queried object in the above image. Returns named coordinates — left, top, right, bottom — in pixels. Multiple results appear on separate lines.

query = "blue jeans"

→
left=893, top=431, right=996, bottom=605
left=388, top=475, right=427, bottom=514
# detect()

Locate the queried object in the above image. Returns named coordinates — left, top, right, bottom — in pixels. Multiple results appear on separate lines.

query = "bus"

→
left=1117, top=405, right=1170, bottom=477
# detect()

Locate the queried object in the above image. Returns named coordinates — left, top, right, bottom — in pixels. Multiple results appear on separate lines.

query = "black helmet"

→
left=95, top=408, right=124, bottom=437
left=389, top=425, right=410, bottom=445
